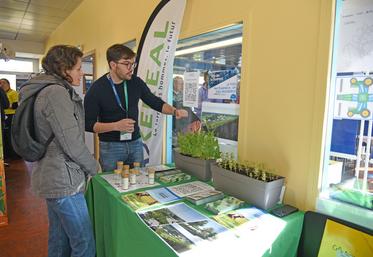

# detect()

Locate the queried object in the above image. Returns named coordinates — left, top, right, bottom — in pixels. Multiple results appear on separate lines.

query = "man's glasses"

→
left=116, top=61, right=137, bottom=70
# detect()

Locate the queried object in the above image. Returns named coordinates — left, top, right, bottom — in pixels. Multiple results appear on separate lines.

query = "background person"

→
left=0, top=87, right=9, bottom=161
left=84, top=44, right=188, bottom=171
left=0, top=78, right=19, bottom=159
left=172, top=76, right=186, bottom=135
left=19, top=45, right=99, bottom=257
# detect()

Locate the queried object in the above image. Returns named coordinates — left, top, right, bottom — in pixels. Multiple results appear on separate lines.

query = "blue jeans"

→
left=46, top=193, right=95, bottom=257
left=99, top=137, right=144, bottom=171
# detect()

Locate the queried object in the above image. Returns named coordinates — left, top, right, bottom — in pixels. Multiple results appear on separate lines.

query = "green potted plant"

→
left=211, top=153, right=285, bottom=209
left=174, top=131, right=220, bottom=181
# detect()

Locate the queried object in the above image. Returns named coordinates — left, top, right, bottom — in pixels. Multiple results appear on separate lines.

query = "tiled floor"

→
left=0, top=159, right=48, bottom=257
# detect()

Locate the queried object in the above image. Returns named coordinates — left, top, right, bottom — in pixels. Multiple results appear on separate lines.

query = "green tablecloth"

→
left=86, top=174, right=304, bottom=257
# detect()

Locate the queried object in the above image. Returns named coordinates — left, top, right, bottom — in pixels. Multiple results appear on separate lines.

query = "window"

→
left=123, top=39, right=137, bottom=51
left=169, top=24, right=242, bottom=160
left=0, top=59, right=33, bottom=73
left=318, top=0, right=373, bottom=229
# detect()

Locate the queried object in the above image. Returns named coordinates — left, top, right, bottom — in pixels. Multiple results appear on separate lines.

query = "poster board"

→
left=334, top=75, right=373, bottom=120
left=208, top=69, right=239, bottom=101
left=318, top=219, right=373, bottom=257
left=0, top=118, right=8, bottom=226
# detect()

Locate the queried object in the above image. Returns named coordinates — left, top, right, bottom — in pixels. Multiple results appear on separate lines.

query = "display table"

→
left=86, top=174, right=304, bottom=257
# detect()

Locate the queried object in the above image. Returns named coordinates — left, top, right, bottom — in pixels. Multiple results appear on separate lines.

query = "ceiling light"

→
left=175, top=37, right=242, bottom=56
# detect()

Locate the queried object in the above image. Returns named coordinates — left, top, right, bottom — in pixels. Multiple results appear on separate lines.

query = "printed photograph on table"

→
left=153, top=219, right=228, bottom=254
left=152, top=223, right=194, bottom=253
left=205, top=196, right=245, bottom=214
left=138, top=202, right=229, bottom=255
left=122, top=187, right=180, bottom=211
left=138, top=203, right=208, bottom=227
left=212, top=207, right=266, bottom=229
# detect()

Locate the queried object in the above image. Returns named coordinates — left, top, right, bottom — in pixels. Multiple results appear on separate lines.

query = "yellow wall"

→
left=47, top=0, right=335, bottom=210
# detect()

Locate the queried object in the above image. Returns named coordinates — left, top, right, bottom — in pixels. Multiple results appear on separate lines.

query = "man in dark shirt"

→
left=84, top=44, right=187, bottom=171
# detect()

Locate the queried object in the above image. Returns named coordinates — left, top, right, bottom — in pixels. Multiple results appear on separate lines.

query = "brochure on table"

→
left=122, top=187, right=181, bottom=211
left=167, top=181, right=215, bottom=197
left=137, top=203, right=286, bottom=257
left=159, top=172, right=192, bottom=184
left=122, top=180, right=222, bottom=211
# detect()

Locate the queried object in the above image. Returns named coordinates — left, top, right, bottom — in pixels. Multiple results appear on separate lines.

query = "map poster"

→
left=336, top=0, right=373, bottom=72
left=333, top=75, right=373, bottom=120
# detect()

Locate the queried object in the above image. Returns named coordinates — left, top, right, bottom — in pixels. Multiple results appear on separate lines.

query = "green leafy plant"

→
left=178, top=131, right=220, bottom=160
left=216, top=152, right=281, bottom=182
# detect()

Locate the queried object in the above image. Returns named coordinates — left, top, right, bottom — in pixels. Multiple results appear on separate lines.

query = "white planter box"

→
left=211, top=163, right=285, bottom=210
left=173, top=150, right=213, bottom=181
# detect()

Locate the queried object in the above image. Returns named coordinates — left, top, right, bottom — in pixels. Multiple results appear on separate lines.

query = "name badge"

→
left=120, top=132, right=132, bottom=141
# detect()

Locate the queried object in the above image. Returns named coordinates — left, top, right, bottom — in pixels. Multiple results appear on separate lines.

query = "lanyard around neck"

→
left=107, top=75, right=128, bottom=117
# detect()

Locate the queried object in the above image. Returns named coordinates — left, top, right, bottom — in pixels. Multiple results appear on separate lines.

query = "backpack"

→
left=11, top=83, right=57, bottom=162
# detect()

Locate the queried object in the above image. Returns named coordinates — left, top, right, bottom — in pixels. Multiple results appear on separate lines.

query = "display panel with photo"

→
left=170, top=24, right=242, bottom=158
left=201, top=102, right=239, bottom=157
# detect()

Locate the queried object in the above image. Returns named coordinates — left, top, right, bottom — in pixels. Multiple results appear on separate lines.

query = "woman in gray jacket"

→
left=20, top=45, right=99, bottom=257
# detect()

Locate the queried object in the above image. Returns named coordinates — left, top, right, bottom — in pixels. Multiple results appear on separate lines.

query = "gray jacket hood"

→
left=20, top=73, right=78, bottom=103
left=20, top=74, right=70, bottom=99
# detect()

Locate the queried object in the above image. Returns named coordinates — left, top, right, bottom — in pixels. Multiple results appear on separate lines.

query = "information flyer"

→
left=208, top=69, right=238, bottom=101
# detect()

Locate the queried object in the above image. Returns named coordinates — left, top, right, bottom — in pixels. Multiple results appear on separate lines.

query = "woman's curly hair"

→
left=42, top=45, right=83, bottom=83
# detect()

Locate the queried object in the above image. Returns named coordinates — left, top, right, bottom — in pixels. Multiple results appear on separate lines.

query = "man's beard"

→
left=115, top=68, right=131, bottom=81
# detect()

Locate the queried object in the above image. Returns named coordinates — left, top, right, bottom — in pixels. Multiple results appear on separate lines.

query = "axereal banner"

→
left=135, top=0, right=186, bottom=165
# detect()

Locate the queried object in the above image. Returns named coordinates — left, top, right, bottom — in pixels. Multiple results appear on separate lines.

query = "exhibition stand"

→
left=86, top=172, right=304, bottom=257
